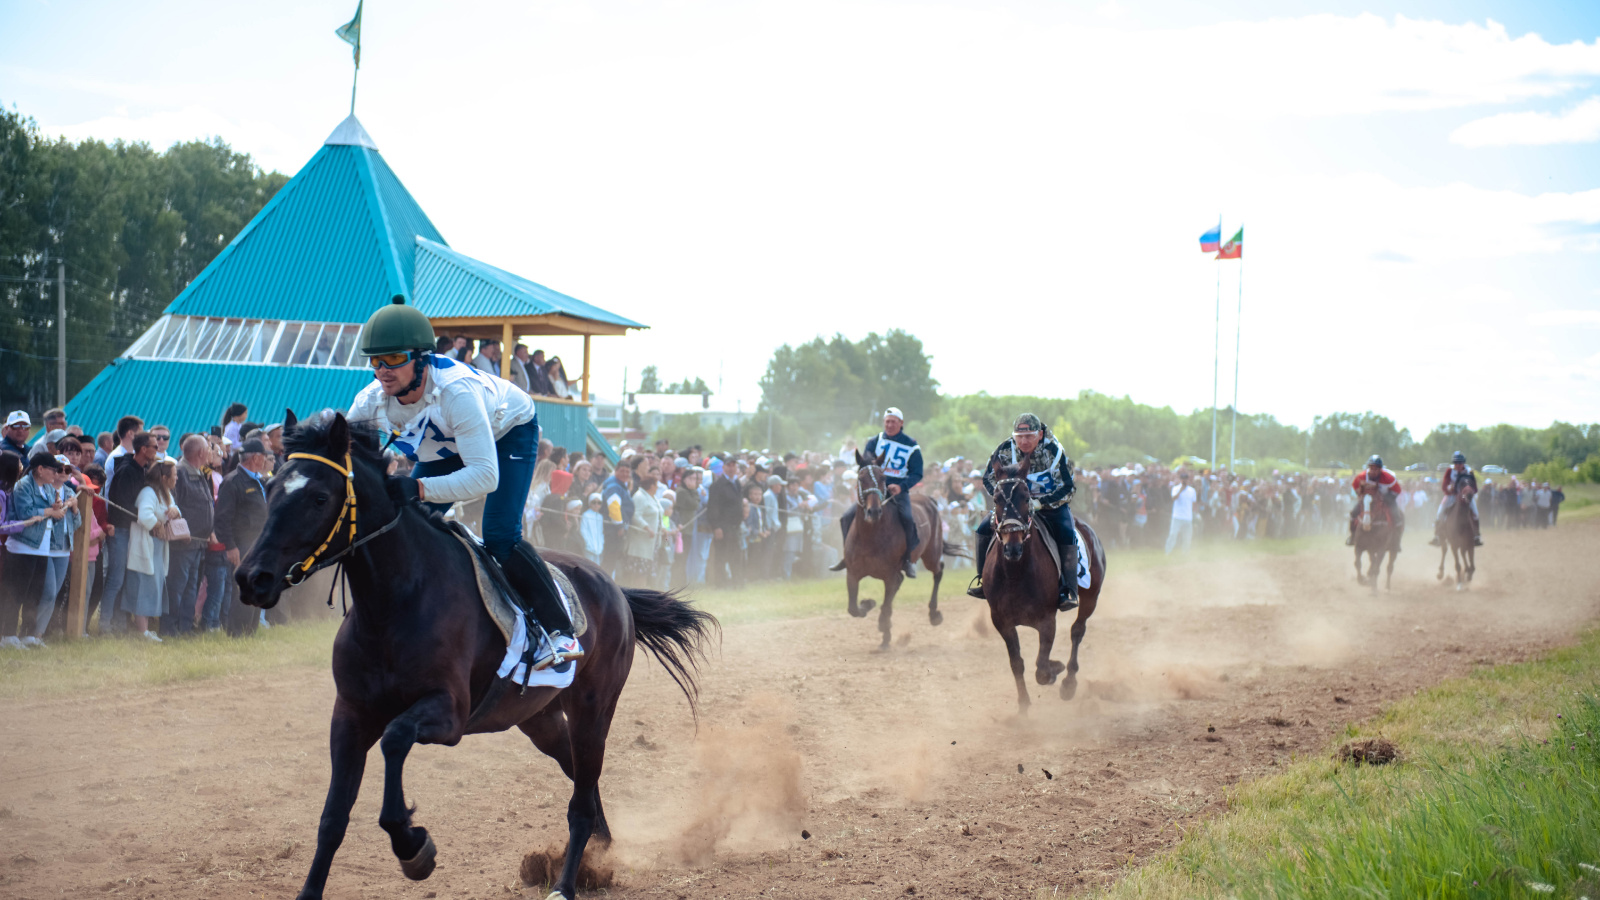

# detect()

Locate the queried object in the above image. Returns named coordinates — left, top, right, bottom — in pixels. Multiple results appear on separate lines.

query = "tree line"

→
left=0, top=104, right=287, bottom=413
left=650, top=330, right=1600, bottom=481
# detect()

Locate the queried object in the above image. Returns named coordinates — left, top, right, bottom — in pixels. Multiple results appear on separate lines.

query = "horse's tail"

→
left=941, top=543, right=968, bottom=558
left=624, top=588, right=721, bottom=719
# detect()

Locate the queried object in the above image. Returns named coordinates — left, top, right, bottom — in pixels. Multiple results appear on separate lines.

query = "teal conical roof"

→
left=164, top=116, right=444, bottom=323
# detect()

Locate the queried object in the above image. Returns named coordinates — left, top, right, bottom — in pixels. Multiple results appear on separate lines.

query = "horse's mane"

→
left=284, top=414, right=455, bottom=533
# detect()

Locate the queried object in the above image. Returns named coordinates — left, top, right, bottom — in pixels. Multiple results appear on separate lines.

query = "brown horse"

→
left=842, top=451, right=962, bottom=649
left=234, top=414, right=717, bottom=900
left=1352, top=483, right=1403, bottom=593
left=1436, top=490, right=1477, bottom=589
left=981, top=463, right=1107, bottom=713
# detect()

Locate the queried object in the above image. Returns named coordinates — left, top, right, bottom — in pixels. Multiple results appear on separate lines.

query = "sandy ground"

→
left=2, top=521, right=1597, bottom=900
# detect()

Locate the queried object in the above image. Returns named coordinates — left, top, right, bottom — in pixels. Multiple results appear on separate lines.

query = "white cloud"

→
left=1529, top=310, right=1600, bottom=326
left=1451, top=96, right=1600, bottom=147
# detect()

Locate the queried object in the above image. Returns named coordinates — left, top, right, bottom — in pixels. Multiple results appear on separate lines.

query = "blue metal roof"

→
left=64, top=359, right=618, bottom=462
left=164, top=118, right=444, bottom=323
left=63, top=359, right=373, bottom=439
left=412, top=239, right=643, bottom=328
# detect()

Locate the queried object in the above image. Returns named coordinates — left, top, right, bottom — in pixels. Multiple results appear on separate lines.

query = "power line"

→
left=0, top=346, right=114, bottom=365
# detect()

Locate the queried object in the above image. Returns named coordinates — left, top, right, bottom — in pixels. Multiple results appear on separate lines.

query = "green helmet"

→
left=359, top=295, right=435, bottom=355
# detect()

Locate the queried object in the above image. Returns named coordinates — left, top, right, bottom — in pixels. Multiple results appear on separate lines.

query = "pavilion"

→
left=62, top=115, right=639, bottom=460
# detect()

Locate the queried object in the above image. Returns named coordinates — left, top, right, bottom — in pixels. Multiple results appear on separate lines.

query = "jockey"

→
left=967, top=414, right=1079, bottom=610
left=1430, top=450, right=1482, bottom=547
left=829, top=407, right=923, bottom=578
left=1345, top=454, right=1403, bottom=548
left=348, top=296, right=582, bottom=670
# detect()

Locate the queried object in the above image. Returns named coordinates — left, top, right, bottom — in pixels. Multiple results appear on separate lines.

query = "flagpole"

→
left=350, top=65, right=359, bottom=116
left=1210, top=215, right=1220, bottom=474
left=1230, top=247, right=1243, bottom=474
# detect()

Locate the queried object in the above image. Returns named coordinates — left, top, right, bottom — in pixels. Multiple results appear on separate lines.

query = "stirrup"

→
left=902, top=560, right=917, bottom=578
left=1057, top=588, right=1078, bottom=612
left=965, top=577, right=985, bottom=599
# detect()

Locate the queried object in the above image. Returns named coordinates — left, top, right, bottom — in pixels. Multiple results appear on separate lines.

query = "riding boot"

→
left=1057, top=543, right=1079, bottom=612
left=899, top=498, right=918, bottom=579
left=502, top=540, right=584, bottom=670
left=1472, top=513, right=1483, bottom=546
left=966, top=535, right=988, bottom=599
left=828, top=508, right=854, bottom=571
left=1345, top=516, right=1356, bottom=546
left=1428, top=520, right=1443, bottom=547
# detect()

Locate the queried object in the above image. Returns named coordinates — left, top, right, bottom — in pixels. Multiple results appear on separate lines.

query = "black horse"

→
left=235, top=412, right=717, bottom=900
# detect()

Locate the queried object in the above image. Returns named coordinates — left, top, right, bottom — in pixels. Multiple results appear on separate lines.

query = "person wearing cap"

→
left=970, top=413, right=1081, bottom=610
left=262, top=423, right=287, bottom=471
left=3, top=411, right=31, bottom=458
left=705, top=457, right=744, bottom=587
left=347, top=297, right=582, bottom=668
left=100, top=431, right=159, bottom=635
left=1, top=452, right=80, bottom=648
left=830, top=407, right=924, bottom=579
left=1431, top=450, right=1482, bottom=547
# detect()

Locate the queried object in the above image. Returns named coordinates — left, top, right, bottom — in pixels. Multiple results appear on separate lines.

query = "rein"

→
left=282, top=452, right=402, bottom=594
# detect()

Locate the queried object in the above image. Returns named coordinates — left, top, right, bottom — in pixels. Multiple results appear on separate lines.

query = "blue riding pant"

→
left=412, top=416, right=539, bottom=563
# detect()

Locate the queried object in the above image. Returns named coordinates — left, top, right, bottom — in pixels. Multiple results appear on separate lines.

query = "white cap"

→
left=5, top=410, right=30, bottom=428
left=884, top=407, right=904, bottom=421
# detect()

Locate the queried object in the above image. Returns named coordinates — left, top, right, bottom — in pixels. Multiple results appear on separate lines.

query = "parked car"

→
left=1404, top=462, right=1430, bottom=472
left=1482, top=464, right=1508, bottom=474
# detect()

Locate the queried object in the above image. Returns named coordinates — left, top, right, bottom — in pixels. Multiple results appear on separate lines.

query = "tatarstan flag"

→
left=1216, top=227, right=1242, bottom=259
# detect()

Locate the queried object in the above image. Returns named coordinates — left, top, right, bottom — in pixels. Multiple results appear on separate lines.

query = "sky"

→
left=4, top=0, right=1600, bottom=438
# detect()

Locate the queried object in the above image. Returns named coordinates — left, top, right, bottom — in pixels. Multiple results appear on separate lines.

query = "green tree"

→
left=758, top=329, right=940, bottom=439
left=0, top=104, right=286, bottom=414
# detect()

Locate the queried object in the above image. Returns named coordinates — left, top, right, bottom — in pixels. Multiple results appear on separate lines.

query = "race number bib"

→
left=1025, top=470, right=1058, bottom=497
left=878, top=439, right=915, bottom=478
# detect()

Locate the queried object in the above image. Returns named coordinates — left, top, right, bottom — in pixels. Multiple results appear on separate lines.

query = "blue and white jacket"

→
left=863, top=430, right=923, bottom=491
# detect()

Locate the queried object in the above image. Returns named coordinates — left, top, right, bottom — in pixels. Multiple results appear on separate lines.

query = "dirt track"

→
left=3, top=522, right=1598, bottom=900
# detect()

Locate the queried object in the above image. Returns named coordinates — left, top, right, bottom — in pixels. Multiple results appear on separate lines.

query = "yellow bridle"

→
left=284, top=451, right=358, bottom=586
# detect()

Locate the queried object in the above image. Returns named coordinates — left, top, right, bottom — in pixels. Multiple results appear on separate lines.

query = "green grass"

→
left=0, top=621, right=340, bottom=702
left=1097, top=628, right=1600, bottom=900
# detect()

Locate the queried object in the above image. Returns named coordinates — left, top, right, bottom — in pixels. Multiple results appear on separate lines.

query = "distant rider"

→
left=347, top=296, right=583, bottom=670
left=968, top=414, right=1080, bottom=611
left=1346, top=454, right=1403, bottom=549
left=1430, top=450, right=1482, bottom=547
left=829, top=407, right=923, bottom=578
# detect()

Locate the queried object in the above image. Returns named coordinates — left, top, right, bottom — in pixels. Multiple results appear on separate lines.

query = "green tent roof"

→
left=164, top=116, right=444, bottom=323
left=412, top=238, right=643, bottom=328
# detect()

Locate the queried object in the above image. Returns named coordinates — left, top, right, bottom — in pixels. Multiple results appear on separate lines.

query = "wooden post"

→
left=66, top=489, right=93, bottom=639
left=500, top=321, right=514, bottom=381
left=581, top=334, right=591, bottom=404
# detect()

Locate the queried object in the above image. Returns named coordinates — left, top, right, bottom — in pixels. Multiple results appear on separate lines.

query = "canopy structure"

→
left=64, top=116, right=640, bottom=461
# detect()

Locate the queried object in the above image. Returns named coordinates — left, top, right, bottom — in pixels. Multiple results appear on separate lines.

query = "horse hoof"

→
left=545, top=891, right=572, bottom=900
left=400, top=833, right=437, bottom=881
left=929, top=610, right=944, bottom=627
left=858, top=599, right=876, bottom=615
left=1061, top=678, right=1078, bottom=701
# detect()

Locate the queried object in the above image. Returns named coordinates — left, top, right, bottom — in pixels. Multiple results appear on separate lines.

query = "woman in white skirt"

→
left=126, top=458, right=180, bottom=641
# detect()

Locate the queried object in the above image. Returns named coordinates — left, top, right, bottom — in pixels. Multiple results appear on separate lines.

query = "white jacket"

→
left=348, top=355, right=536, bottom=504
left=129, top=486, right=174, bottom=576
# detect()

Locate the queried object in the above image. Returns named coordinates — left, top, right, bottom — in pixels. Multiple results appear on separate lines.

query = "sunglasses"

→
left=367, top=351, right=413, bottom=370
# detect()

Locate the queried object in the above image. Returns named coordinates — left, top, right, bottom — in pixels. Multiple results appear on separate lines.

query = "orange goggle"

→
left=367, top=352, right=413, bottom=370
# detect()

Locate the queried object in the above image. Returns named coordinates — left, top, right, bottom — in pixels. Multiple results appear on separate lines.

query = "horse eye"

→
left=312, top=492, right=331, bottom=506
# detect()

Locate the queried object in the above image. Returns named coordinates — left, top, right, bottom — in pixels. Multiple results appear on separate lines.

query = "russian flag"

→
left=1199, top=222, right=1222, bottom=253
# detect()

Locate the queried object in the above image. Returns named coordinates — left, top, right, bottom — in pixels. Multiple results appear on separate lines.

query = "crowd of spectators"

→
left=1, top=404, right=286, bottom=649
left=434, top=336, right=576, bottom=399
left=2, top=391, right=1578, bottom=650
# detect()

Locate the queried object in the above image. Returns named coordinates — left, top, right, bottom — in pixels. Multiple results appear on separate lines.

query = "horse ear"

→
left=855, top=448, right=868, bottom=467
left=283, top=408, right=298, bottom=431
left=327, top=412, right=350, bottom=456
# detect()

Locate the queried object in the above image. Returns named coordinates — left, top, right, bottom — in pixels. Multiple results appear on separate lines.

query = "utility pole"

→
left=57, top=259, right=67, bottom=408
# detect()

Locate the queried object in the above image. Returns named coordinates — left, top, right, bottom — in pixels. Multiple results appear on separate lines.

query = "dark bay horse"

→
left=1353, top=483, right=1402, bottom=593
left=982, top=463, right=1106, bottom=713
left=1436, top=490, right=1477, bottom=589
left=235, top=413, right=717, bottom=900
left=841, top=451, right=963, bottom=649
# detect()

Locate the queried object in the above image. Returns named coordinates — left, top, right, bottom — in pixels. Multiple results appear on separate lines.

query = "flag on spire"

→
left=336, top=0, right=363, bottom=67
left=1216, top=227, right=1243, bottom=260
left=1199, top=222, right=1222, bottom=253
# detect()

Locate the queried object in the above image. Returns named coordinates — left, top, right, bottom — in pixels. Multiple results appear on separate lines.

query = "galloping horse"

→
left=235, top=413, right=717, bottom=900
left=981, top=462, right=1107, bottom=713
left=1436, top=488, right=1477, bottom=589
left=1352, top=482, right=1403, bottom=593
left=842, top=449, right=963, bottom=649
